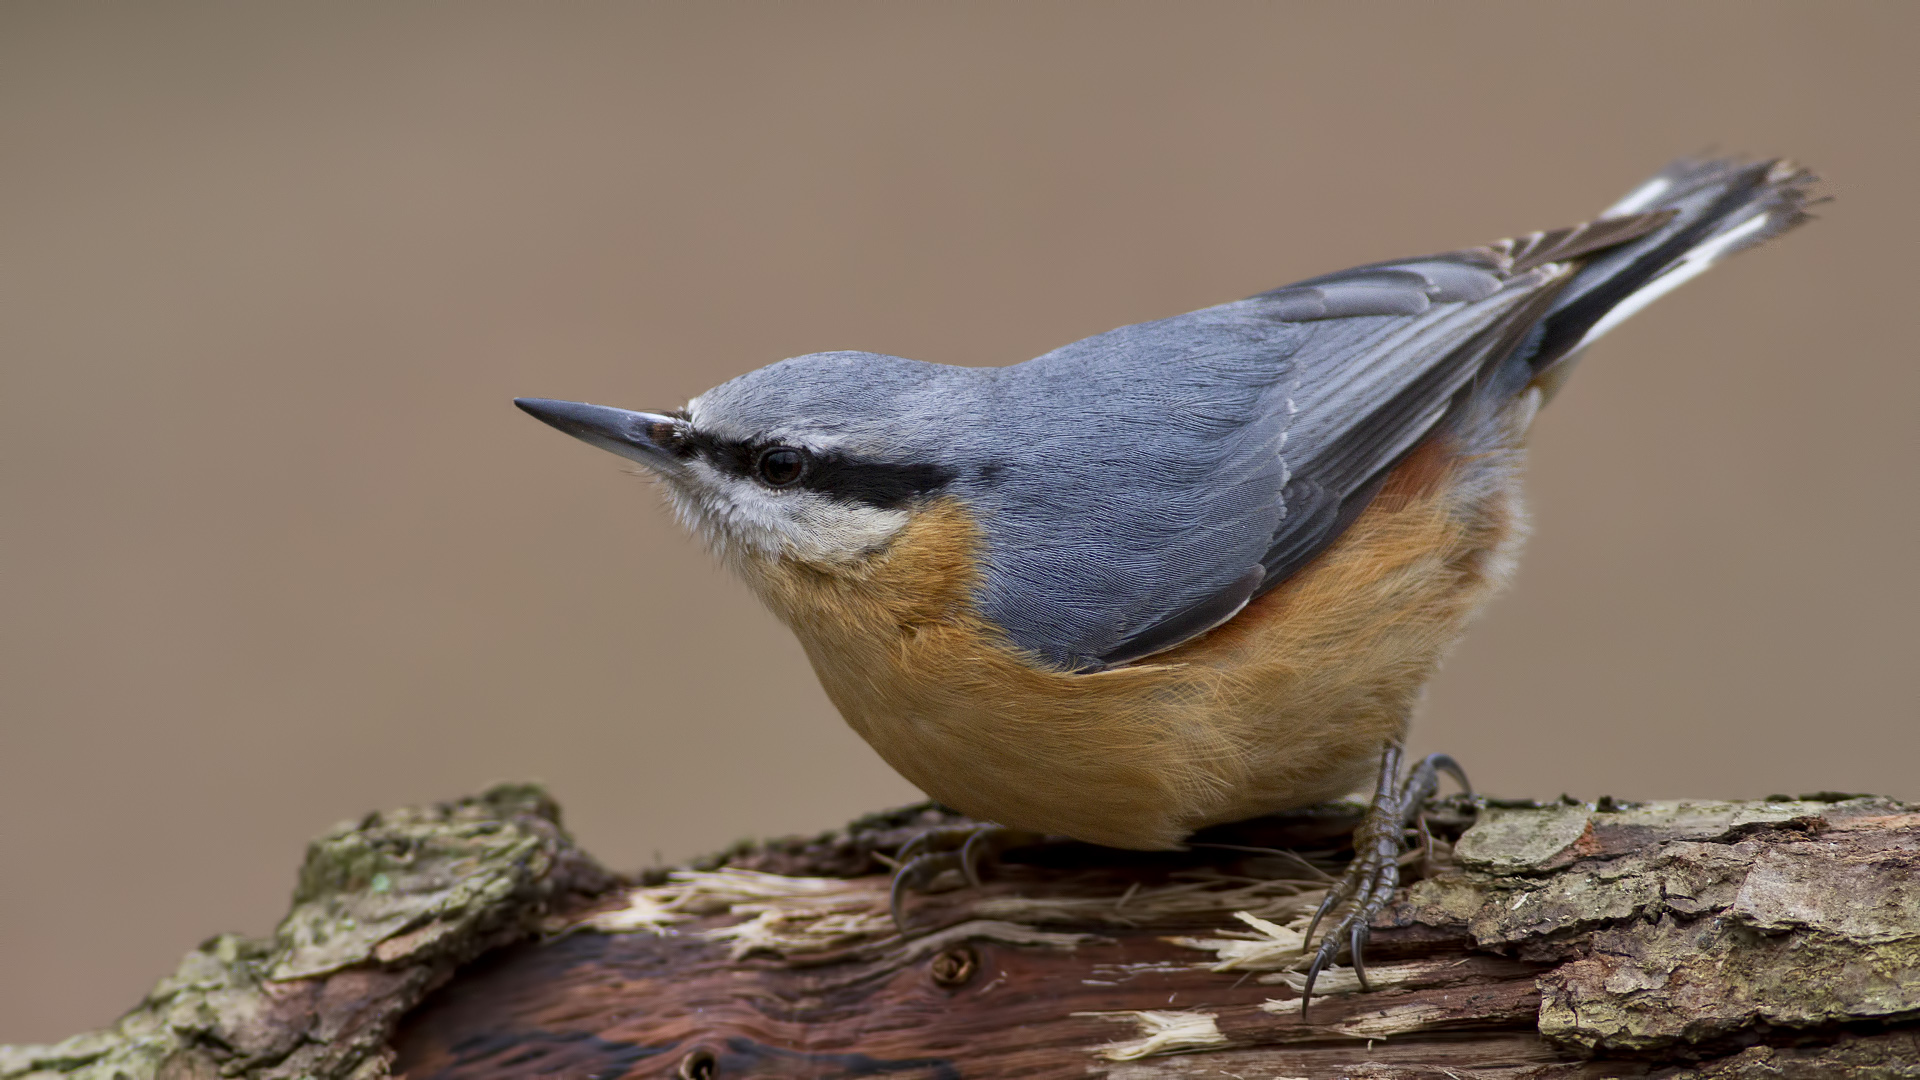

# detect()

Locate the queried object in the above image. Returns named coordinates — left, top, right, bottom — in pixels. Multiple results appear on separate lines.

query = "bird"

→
left=516, top=156, right=1818, bottom=1010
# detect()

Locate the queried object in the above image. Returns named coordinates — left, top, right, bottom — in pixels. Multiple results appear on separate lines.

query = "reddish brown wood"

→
left=382, top=796, right=1920, bottom=1080
left=393, top=895, right=1549, bottom=1079
left=12, top=792, right=1919, bottom=1080
left=386, top=800, right=1553, bottom=1080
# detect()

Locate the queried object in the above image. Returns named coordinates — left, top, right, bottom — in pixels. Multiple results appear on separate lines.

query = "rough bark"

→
left=0, top=786, right=614, bottom=1080
left=5, top=788, right=1917, bottom=1080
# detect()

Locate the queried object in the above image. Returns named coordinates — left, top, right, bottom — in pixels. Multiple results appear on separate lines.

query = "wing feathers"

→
left=1100, top=565, right=1265, bottom=667
left=1249, top=211, right=1668, bottom=327
left=1042, top=159, right=1816, bottom=670
left=1498, top=211, right=1675, bottom=274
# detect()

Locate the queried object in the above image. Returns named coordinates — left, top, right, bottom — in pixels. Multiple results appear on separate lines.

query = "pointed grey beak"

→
left=514, top=398, right=687, bottom=469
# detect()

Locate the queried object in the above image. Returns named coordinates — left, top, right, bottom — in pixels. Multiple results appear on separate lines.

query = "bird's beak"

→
left=514, top=398, right=688, bottom=470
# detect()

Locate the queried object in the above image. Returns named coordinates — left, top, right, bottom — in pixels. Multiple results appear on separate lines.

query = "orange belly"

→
left=736, top=409, right=1532, bottom=850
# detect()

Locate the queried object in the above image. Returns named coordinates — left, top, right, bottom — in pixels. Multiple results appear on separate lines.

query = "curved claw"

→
left=1349, top=918, right=1371, bottom=992
left=1298, top=867, right=1388, bottom=1017
left=1408, top=752, right=1473, bottom=806
left=1302, top=873, right=1349, bottom=951
left=888, top=859, right=919, bottom=931
left=887, top=825, right=1016, bottom=934
left=889, top=849, right=959, bottom=931
left=959, top=829, right=991, bottom=888
left=894, top=825, right=964, bottom=867
left=1299, top=920, right=1344, bottom=1017
left=889, top=868, right=909, bottom=931
left=1297, top=743, right=1473, bottom=1018
left=895, top=834, right=931, bottom=864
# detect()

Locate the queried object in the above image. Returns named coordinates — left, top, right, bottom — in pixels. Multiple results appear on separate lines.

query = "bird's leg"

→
left=1298, top=743, right=1471, bottom=1016
left=887, top=824, right=1022, bottom=933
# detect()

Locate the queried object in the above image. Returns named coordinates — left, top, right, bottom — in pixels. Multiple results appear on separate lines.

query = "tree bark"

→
left=5, top=787, right=1917, bottom=1079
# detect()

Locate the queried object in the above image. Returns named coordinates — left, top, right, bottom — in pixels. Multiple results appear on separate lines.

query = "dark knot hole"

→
left=678, top=1048, right=718, bottom=1080
left=930, top=944, right=979, bottom=987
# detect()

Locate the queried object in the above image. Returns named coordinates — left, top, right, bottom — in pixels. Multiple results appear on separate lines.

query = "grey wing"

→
left=1084, top=212, right=1670, bottom=668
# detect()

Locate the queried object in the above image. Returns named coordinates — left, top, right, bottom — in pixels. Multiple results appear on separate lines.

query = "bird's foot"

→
left=1298, top=744, right=1472, bottom=1016
left=885, top=824, right=1023, bottom=933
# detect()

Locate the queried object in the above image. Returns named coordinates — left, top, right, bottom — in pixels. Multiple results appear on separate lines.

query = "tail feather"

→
left=1527, top=157, right=1821, bottom=382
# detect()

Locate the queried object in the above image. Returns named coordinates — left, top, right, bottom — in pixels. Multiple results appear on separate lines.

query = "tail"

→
left=1524, top=157, right=1822, bottom=394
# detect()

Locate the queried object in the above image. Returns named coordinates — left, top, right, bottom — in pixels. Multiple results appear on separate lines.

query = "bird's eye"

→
left=754, top=447, right=808, bottom=487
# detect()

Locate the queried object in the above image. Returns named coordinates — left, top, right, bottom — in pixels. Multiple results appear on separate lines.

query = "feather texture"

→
left=685, top=157, right=1816, bottom=672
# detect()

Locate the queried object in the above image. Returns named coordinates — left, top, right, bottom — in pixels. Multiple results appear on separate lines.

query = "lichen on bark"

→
left=0, top=784, right=614, bottom=1080
left=6, top=790, right=1917, bottom=1078
left=1402, top=795, right=1920, bottom=1056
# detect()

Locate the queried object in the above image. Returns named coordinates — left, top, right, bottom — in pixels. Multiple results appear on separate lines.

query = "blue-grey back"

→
left=960, top=313, right=1302, bottom=670
left=691, top=157, right=1815, bottom=672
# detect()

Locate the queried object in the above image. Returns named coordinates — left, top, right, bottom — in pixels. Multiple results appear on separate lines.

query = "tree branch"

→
left=6, top=790, right=1917, bottom=1079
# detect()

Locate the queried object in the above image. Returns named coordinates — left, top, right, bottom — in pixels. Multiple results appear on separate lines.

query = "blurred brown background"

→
left=4, top=0, right=1915, bottom=1042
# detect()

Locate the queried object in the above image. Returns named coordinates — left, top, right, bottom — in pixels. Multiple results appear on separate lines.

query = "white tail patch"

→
left=1602, top=175, right=1674, bottom=217
left=1571, top=210, right=1774, bottom=354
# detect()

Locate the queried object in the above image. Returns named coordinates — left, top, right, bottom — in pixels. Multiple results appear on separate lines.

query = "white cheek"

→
left=662, top=461, right=908, bottom=566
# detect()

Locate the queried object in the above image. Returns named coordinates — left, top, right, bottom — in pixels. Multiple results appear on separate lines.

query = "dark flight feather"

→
left=1080, top=161, right=1813, bottom=669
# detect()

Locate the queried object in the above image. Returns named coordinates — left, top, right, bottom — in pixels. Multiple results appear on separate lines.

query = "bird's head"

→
left=518, top=352, right=975, bottom=570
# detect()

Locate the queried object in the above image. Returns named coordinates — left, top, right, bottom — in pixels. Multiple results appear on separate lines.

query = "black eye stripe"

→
left=689, top=434, right=953, bottom=510
left=799, top=455, right=953, bottom=510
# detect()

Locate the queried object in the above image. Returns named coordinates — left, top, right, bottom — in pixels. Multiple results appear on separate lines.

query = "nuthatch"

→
left=518, top=157, right=1817, bottom=1007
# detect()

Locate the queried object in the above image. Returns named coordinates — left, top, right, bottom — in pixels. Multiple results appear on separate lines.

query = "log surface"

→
left=393, top=794, right=1920, bottom=1079
left=5, top=790, right=1919, bottom=1080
